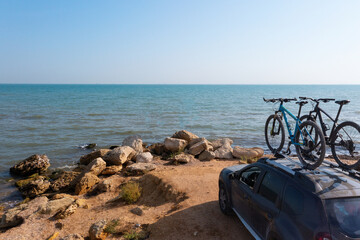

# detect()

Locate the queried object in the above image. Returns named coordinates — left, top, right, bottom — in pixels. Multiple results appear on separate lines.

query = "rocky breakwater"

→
left=1, top=130, right=264, bottom=239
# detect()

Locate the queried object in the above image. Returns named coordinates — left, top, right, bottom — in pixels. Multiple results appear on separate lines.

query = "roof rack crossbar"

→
left=322, top=160, right=360, bottom=181
left=265, top=159, right=296, bottom=175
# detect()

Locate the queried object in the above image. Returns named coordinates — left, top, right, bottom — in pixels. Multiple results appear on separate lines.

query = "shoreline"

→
left=0, top=130, right=266, bottom=239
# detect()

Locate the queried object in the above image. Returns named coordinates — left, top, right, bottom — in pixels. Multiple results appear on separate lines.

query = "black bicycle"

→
left=299, top=97, right=360, bottom=169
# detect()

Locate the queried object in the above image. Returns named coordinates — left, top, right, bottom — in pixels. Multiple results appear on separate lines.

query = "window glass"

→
left=258, top=172, right=284, bottom=204
left=239, top=167, right=261, bottom=189
left=326, top=197, right=360, bottom=238
left=283, top=186, right=304, bottom=215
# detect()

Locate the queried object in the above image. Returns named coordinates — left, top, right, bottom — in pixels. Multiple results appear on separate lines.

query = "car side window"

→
left=258, top=171, right=284, bottom=204
left=282, top=186, right=304, bottom=215
left=239, top=167, right=261, bottom=189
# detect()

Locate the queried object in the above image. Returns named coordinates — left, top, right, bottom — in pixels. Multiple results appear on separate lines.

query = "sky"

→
left=1, top=1, right=360, bottom=84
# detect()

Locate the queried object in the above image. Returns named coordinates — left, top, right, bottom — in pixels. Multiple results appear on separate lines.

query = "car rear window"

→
left=325, top=197, right=360, bottom=238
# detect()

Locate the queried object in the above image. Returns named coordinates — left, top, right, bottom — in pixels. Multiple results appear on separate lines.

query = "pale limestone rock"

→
left=122, top=135, right=143, bottom=152
left=164, top=137, right=187, bottom=152
left=101, top=165, right=122, bottom=175
left=232, top=146, right=264, bottom=159
left=39, top=197, right=74, bottom=215
left=172, top=130, right=199, bottom=142
left=136, top=152, right=153, bottom=163
left=84, top=157, right=106, bottom=176
left=89, top=220, right=108, bottom=240
left=198, top=150, right=216, bottom=161
left=103, top=146, right=136, bottom=165
left=188, top=139, right=213, bottom=156
left=75, top=173, right=100, bottom=195
left=211, top=138, right=233, bottom=150
left=10, top=154, right=50, bottom=176
left=79, top=149, right=110, bottom=165
left=170, top=153, right=197, bottom=163
left=126, top=163, right=156, bottom=175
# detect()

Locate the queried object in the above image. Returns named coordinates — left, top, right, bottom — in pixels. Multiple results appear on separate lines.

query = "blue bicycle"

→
left=263, top=98, right=326, bottom=170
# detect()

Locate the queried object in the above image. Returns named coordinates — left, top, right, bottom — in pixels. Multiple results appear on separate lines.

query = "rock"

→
left=136, top=152, right=153, bottom=163
left=198, top=150, right=216, bottom=161
left=75, top=173, right=100, bottom=195
left=130, top=207, right=143, bottom=216
left=75, top=199, right=89, bottom=209
left=51, top=171, right=80, bottom=192
left=84, top=157, right=106, bottom=176
left=147, top=143, right=165, bottom=155
left=79, top=149, right=110, bottom=166
left=122, top=135, right=143, bottom=152
left=126, top=163, right=156, bottom=175
left=103, top=146, right=136, bottom=166
left=214, top=145, right=233, bottom=159
left=60, top=234, right=84, bottom=240
left=170, top=153, right=197, bottom=163
left=85, top=143, right=97, bottom=149
left=172, top=130, right=199, bottom=142
left=19, top=176, right=50, bottom=198
left=188, top=139, right=213, bottom=156
left=164, top=137, right=188, bottom=153
left=39, top=197, right=74, bottom=215
left=211, top=138, right=233, bottom=150
left=54, top=202, right=77, bottom=219
left=101, top=165, right=123, bottom=175
left=0, top=196, right=48, bottom=229
left=233, top=146, right=264, bottom=160
left=89, top=220, right=108, bottom=240
left=10, top=154, right=50, bottom=176
left=187, top=137, right=206, bottom=149
left=92, top=179, right=113, bottom=194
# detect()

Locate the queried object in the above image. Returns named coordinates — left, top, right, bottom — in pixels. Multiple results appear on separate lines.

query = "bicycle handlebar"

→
left=263, top=97, right=297, bottom=103
left=299, top=97, right=335, bottom=103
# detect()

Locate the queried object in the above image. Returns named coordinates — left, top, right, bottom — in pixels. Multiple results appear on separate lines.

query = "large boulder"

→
left=211, top=138, right=233, bottom=150
left=136, top=152, right=153, bottom=163
left=172, top=130, right=199, bottom=142
left=170, top=153, right=196, bottom=164
left=188, top=139, right=213, bottom=156
left=233, top=147, right=264, bottom=160
left=39, top=197, right=75, bottom=215
left=19, top=176, right=50, bottom=198
left=51, top=171, right=80, bottom=192
left=79, top=149, right=110, bottom=165
left=122, top=135, right=143, bottom=152
left=91, top=179, right=114, bottom=194
left=89, top=220, right=108, bottom=240
left=54, top=202, right=78, bottom=219
left=74, top=173, right=100, bottom=195
left=10, top=154, right=50, bottom=176
left=126, top=163, right=156, bottom=175
left=198, top=150, right=216, bottom=161
left=214, top=145, right=233, bottom=159
left=164, top=137, right=188, bottom=153
left=103, top=146, right=136, bottom=165
left=84, top=157, right=106, bottom=176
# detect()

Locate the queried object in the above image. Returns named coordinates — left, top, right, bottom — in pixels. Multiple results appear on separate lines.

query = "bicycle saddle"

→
left=318, top=98, right=335, bottom=103
left=296, top=100, right=308, bottom=106
left=335, top=100, right=350, bottom=105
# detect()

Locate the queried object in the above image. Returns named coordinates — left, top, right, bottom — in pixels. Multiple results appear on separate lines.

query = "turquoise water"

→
left=0, top=84, right=360, bottom=202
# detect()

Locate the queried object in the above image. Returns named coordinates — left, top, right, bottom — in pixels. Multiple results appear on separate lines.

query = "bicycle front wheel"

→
left=295, top=120, right=325, bottom=170
left=265, top=114, right=285, bottom=154
left=331, top=121, right=360, bottom=169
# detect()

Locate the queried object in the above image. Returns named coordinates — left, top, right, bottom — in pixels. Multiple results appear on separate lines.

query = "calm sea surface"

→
left=1, top=84, right=360, bottom=203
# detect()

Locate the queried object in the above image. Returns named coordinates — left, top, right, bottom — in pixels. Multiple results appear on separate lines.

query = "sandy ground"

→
left=0, top=159, right=255, bottom=240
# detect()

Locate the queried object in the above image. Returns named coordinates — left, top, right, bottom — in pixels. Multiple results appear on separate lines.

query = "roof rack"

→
left=322, top=160, right=360, bottom=182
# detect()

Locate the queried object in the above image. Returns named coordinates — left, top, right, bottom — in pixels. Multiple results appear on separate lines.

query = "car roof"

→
left=258, top=158, right=360, bottom=199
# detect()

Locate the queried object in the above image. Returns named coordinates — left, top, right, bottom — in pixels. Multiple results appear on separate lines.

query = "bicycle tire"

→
left=330, top=121, right=360, bottom=169
left=265, top=114, right=285, bottom=154
left=295, top=120, right=326, bottom=170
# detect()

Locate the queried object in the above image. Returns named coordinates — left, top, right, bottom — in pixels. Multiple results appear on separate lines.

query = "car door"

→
left=231, top=166, right=262, bottom=225
left=251, top=170, right=285, bottom=239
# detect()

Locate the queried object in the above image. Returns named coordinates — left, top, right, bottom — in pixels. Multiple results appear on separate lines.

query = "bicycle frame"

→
left=308, top=103, right=344, bottom=143
left=276, top=104, right=308, bottom=146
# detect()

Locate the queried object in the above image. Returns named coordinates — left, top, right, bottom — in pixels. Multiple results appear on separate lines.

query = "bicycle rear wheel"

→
left=265, top=114, right=285, bottom=154
left=330, top=121, right=360, bottom=169
left=295, top=120, right=325, bottom=170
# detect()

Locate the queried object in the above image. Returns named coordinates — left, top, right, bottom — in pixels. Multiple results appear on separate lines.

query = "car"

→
left=218, top=156, right=360, bottom=240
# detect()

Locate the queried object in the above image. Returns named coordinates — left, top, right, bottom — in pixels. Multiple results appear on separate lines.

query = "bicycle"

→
left=299, top=97, right=360, bottom=169
left=263, top=98, right=326, bottom=170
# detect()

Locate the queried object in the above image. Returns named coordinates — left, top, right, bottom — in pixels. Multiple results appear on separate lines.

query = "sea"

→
left=1, top=84, right=360, bottom=204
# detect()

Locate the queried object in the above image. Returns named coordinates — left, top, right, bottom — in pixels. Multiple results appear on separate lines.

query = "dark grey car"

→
left=218, top=157, right=360, bottom=240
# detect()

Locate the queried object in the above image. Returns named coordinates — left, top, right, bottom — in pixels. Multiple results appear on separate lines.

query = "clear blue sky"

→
left=1, top=1, right=360, bottom=84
